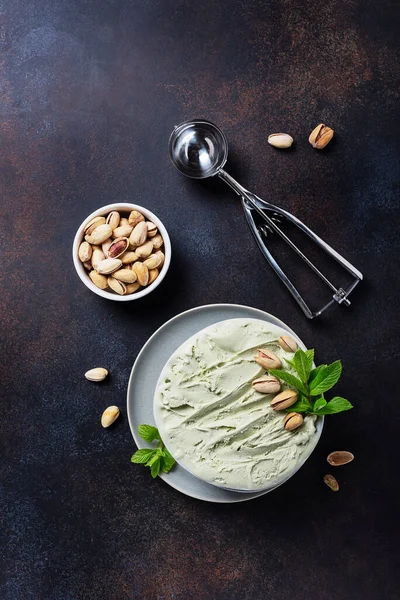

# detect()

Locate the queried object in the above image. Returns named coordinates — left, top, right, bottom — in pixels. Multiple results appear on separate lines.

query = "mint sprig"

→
left=131, top=425, right=176, bottom=478
left=269, top=348, right=353, bottom=416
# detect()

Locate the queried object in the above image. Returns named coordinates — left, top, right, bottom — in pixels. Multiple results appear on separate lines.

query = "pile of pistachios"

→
left=78, top=209, right=165, bottom=295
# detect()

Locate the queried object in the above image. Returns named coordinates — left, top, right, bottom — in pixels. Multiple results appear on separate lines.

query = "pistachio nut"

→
left=96, top=258, right=122, bottom=275
left=143, top=253, right=163, bottom=270
left=268, top=133, right=294, bottom=149
left=78, top=241, right=92, bottom=263
left=107, top=276, right=127, bottom=295
left=101, top=405, right=120, bottom=428
left=83, top=260, right=92, bottom=270
left=129, top=221, right=148, bottom=248
left=146, top=221, right=158, bottom=237
left=112, top=269, right=137, bottom=283
left=91, top=247, right=105, bottom=271
left=112, top=224, right=133, bottom=239
left=278, top=335, right=298, bottom=353
left=119, top=217, right=130, bottom=227
left=128, top=210, right=145, bottom=228
left=271, top=389, right=298, bottom=410
left=151, top=233, right=164, bottom=249
left=254, top=348, right=282, bottom=370
left=121, top=251, right=139, bottom=264
left=89, top=270, right=108, bottom=289
left=84, top=216, right=106, bottom=235
left=106, top=210, right=120, bottom=230
left=85, top=224, right=112, bottom=245
left=135, top=240, right=154, bottom=259
left=102, top=238, right=113, bottom=257
left=85, top=367, right=108, bottom=381
left=283, top=412, right=303, bottom=431
left=148, top=268, right=159, bottom=285
left=108, top=237, right=129, bottom=259
left=154, top=250, right=165, bottom=266
left=126, top=282, right=141, bottom=294
left=132, top=261, right=149, bottom=286
left=327, top=451, right=354, bottom=467
left=323, top=474, right=339, bottom=492
left=252, top=375, right=281, bottom=394
left=309, top=123, right=334, bottom=149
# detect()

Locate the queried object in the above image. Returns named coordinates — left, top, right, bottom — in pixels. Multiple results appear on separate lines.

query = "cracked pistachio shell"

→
left=89, top=270, right=108, bottom=289
left=151, top=234, right=164, bottom=249
left=101, top=405, right=120, bottom=428
left=107, top=276, right=127, bottom=295
left=96, top=258, right=122, bottom=275
left=309, top=123, right=334, bottom=149
left=83, top=260, right=92, bottom=270
left=129, top=221, right=148, bottom=248
left=85, top=224, right=112, bottom=245
left=126, top=282, right=141, bottom=294
left=128, top=210, right=145, bottom=227
left=132, top=261, right=149, bottom=286
left=121, top=251, right=139, bottom=264
left=268, top=133, right=294, bottom=149
left=254, top=348, right=282, bottom=370
left=148, top=268, right=159, bottom=285
left=283, top=412, right=303, bottom=431
left=91, top=247, right=105, bottom=270
left=78, top=241, right=92, bottom=263
left=112, top=224, right=133, bottom=239
left=146, top=221, right=158, bottom=237
left=112, top=269, right=137, bottom=283
left=252, top=376, right=281, bottom=394
left=278, top=335, right=298, bottom=353
left=108, top=237, right=129, bottom=259
left=85, top=367, right=108, bottom=382
left=135, top=240, right=154, bottom=259
left=102, top=238, right=113, bottom=257
left=84, top=216, right=106, bottom=235
left=271, top=389, right=298, bottom=410
left=143, top=253, right=163, bottom=270
left=106, top=210, right=120, bottom=230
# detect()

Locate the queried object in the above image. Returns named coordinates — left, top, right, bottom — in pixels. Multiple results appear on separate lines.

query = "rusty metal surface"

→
left=1, top=0, right=399, bottom=598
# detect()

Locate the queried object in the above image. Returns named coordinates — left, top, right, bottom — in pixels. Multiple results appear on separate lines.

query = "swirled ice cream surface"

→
left=154, top=318, right=318, bottom=490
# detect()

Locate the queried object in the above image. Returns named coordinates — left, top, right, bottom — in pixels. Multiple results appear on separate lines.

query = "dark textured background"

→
left=1, top=1, right=399, bottom=599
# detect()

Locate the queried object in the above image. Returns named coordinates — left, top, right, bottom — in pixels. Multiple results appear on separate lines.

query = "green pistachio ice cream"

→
left=154, top=318, right=319, bottom=491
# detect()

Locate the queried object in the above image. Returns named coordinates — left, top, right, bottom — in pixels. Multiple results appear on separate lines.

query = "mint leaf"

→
left=138, top=424, right=161, bottom=443
left=285, top=395, right=312, bottom=413
left=150, top=456, right=161, bottom=478
left=313, top=397, right=327, bottom=412
left=160, top=449, right=176, bottom=473
left=292, top=348, right=314, bottom=383
left=309, top=361, right=342, bottom=396
left=131, top=448, right=156, bottom=464
left=309, top=365, right=327, bottom=385
left=268, top=369, right=307, bottom=395
left=314, top=396, right=353, bottom=415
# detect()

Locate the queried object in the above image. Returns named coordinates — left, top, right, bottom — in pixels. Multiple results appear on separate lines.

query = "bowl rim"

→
left=72, top=202, right=171, bottom=301
left=153, top=316, right=324, bottom=493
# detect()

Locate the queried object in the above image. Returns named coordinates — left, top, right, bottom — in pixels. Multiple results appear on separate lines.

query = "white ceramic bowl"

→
left=72, top=203, right=171, bottom=301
